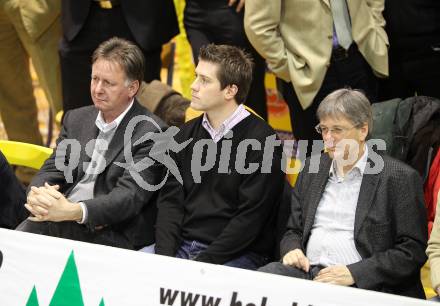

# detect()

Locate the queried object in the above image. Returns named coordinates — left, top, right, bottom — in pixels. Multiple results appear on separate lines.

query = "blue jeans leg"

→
left=139, top=243, right=156, bottom=254
left=175, top=240, right=208, bottom=260
left=176, top=240, right=268, bottom=270
left=224, top=252, right=269, bottom=270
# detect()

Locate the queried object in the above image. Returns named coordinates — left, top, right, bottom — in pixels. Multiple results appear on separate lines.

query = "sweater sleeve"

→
left=154, top=151, right=185, bottom=256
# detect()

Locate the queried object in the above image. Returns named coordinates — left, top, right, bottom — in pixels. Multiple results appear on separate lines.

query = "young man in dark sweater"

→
left=154, top=44, right=285, bottom=269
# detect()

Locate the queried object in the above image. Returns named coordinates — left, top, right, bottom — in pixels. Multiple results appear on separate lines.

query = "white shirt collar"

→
left=201, top=104, right=249, bottom=140
left=330, top=144, right=368, bottom=178
left=95, top=99, right=134, bottom=133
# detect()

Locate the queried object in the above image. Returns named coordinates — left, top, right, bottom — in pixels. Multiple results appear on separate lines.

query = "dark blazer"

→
left=281, top=150, right=428, bottom=298
left=384, top=0, right=440, bottom=53
left=0, top=151, right=26, bottom=229
left=29, top=100, right=168, bottom=249
left=61, top=0, right=179, bottom=50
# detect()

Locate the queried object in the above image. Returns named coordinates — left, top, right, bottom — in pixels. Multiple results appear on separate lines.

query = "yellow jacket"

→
left=18, top=0, right=60, bottom=42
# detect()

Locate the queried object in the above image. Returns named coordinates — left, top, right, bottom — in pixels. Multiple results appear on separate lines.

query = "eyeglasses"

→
left=315, top=124, right=357, bottom=136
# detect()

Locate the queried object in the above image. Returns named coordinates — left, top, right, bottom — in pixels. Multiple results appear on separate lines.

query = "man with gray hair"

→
left=259, top=88, right=428, bottom=298
left=16, top=37, right=167, bottom=250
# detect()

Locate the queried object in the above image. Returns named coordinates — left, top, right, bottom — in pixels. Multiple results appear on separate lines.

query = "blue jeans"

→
left=138, top=243, right=155, bottom=253
left=175, top=240, right=268, bottom=270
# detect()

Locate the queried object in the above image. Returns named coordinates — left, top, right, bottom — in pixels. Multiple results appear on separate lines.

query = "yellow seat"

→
left=425, top=286, right=436, bottom=299
left=286, top=158, right=300, bottom=187
left=244, top=105, right=263, bottom=119
left=185, top=105, right=263, bottom=122
left=185, top=107, right=202, bottom=122
left=422, top=262, right=437, bottom=299
left=55, top=110, right=64, bottom=125
left=0, top=140, right=53, bottom=170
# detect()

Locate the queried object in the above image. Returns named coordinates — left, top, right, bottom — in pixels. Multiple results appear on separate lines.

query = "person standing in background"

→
left=379, top=0, right=440, bottom=100
left=184, top=0, right=268, bottom=120
left=60, top=0, right=179, bottom=112
left=244, top=0, right=388, bottom=155
left=0, top=0, right=62, bottom=145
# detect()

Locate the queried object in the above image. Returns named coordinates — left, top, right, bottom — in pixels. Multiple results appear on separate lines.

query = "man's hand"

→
left=314, top=265, right=355, bottom=286
left=228, top=0, right=245, bottom=12
left=27, top=182, right=59, bottom=203
left=282, top=249, right=310, bottom=272
left=25, top=183, right=59, bottom=217
left=25, top=183, right=82, bottom=222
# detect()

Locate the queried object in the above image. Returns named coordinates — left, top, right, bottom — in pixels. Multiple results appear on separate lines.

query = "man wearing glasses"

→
left=259, top=88, right=428, bottom=298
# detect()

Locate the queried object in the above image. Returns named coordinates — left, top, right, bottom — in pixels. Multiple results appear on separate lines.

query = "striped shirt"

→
left=306, top=146, right=368, bottom=267
left=202, top=104, right=250, bottom=143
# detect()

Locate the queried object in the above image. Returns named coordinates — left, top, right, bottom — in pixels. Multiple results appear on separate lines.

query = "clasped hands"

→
left=25, top=182, right=82, bottom=223
left=282, top=249, right=355, bottom=286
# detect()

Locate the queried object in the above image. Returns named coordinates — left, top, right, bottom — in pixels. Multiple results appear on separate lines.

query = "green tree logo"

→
left=26, top=251, right=105, bottom=306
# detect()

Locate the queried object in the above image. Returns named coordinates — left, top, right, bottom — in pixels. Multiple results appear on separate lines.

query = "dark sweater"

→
left=155, top=114, right=285, bottom=264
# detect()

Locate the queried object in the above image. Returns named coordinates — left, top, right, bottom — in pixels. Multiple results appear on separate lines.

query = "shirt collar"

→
left=202, top=104, right=249, bottom=141
left=330, top=144, right=368, bottom=178
left=95, top=99, right=134, bottom=133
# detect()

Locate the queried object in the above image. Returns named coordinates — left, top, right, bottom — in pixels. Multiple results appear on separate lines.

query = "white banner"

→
left=0, top=229, right=434, bottom=306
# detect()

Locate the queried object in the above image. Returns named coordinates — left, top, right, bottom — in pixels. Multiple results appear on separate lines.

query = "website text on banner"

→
left=0, top=229, right=434, bottom=306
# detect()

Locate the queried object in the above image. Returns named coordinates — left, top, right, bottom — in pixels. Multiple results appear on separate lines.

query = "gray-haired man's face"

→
left=90, top=59, right=136, bottom=122
left=318, top=116, right=368, bottom=161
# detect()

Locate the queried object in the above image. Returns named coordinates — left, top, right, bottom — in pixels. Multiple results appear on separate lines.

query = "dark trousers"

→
left=16, top=219, right=133, bottom=249
left=59, top=3, right=162, bottom=112
left=259, top=261, right=324, bottom=280
left=184, top=0, right=268, bottom=120
left=282, top=45, right=378, bottom=152
left=379, top=47, right=440, bottom=100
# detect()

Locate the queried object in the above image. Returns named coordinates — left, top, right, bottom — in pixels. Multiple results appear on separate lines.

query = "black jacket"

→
left=30, top=101, right=168, bottom=248
left=61, top=0, right=179, bottom=50
left=281, top=151, right=428, bottom=298
left=0, top=151, right=26, bottom=229
left=384, top=0, right=440, bottom=55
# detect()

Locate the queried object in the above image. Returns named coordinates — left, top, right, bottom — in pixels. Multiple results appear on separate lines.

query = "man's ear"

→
left=359, top=123, right=369, bottom=142
left=128, top=80, right=140, bottom=98
left=224, top=84, right=238, bottom=101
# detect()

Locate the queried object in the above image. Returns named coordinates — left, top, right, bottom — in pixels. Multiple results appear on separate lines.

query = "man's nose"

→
left=94, top=81, right=104, bottom=94
left=190, top=79, right=198, bottom=91
left=322, top=130, right=331, bottom=139
left=323, top=133, right=335, bottom=145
